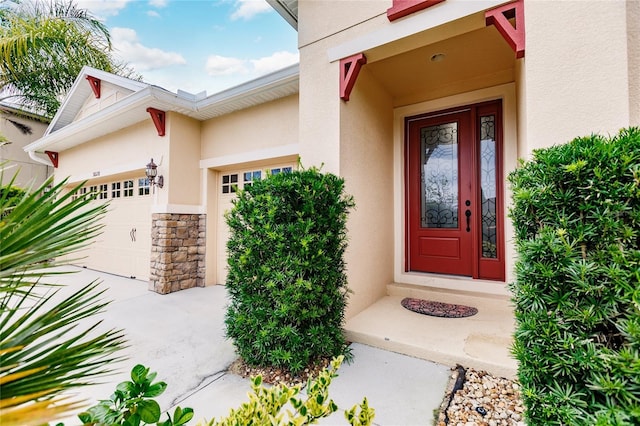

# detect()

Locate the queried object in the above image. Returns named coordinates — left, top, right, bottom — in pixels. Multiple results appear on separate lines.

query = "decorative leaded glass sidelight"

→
left=420, top=122, right=459, bottom=228
left=480, top=116, right=498, bottom=258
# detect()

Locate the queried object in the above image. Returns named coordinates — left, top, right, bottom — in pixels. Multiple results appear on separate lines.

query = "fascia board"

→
left=195, top=64, right=299, bottom=113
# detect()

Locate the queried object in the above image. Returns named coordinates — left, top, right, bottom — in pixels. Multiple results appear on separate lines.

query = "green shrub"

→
left=508, top=127, right=640, bottom=425
left=224, top=167, right=355, bottom=374
left=0, top=184, right=26, bottom=203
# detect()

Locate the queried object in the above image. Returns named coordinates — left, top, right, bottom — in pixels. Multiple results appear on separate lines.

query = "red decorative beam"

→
left=340, top=53, right=367, bottom=102
left=387, top=0, right=446, bottom=21
left=146, top=107, right=166, bottom=136
left=86, top=75, right=101, bottom=98
left=485, top=0, right=525, bottom=59
left=45, top=150, right=59, bottom=168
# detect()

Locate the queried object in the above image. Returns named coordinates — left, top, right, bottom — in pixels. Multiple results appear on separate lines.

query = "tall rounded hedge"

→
left=224, top=167, right=355, bottom=374
left=508, top=127, right=640, bottom=425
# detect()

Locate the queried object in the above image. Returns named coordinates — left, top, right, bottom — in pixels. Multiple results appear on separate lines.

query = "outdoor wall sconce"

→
left=145, top=158, right=164, bottom=190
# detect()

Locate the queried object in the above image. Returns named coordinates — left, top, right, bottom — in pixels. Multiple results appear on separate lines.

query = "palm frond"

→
left=0, top=170, right=127, bottom=425
left=0, top=175, right=107, bottom=288
left=0, top=0, right=137, bottom=116
left=0, top=394, right=86, bottom=426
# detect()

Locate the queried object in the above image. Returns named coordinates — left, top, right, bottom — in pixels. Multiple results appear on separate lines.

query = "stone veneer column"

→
left=149, top=213, right=206, bottom=294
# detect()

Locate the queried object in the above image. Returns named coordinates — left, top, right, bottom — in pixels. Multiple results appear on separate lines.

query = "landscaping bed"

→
left=437, top=366, right=525, bottom=426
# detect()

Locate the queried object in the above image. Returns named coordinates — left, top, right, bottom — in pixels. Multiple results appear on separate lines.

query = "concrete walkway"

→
left=52, top=267, right=450, bottom=425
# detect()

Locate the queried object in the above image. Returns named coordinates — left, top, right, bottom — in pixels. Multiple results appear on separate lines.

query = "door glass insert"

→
left=480, top=115, right=497, bottom=258
left=421, top=122, right=459, bottom=228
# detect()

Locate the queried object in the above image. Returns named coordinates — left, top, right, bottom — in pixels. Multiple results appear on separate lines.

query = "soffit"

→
left=366, top=25, right=516, bottom=102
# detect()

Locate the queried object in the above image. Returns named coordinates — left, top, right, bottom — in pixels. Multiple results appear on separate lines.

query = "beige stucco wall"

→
left=0, top=113, right=50, bottom=188
left=55, top=119, right=168, bottom=188
left=521, top=0, right=632, bottom=152
left=628, top=0, right=640, bottom=126
left=298, top=0, right=386, bottom=49
left=298, top=42, right=341, bottom=173
left=200, top=94, right=298, bottom=160
left=166, top=112, right=201, bottom=206
left=339, top=66, right=395, bottom=318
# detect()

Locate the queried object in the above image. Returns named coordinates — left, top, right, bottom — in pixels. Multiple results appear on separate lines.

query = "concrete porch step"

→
left=344, top=284, right=518, bottom=379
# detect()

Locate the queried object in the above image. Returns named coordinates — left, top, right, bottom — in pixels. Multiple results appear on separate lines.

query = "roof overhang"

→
left=45, top=66, right=149, bottom=136
left=24, top=64, right=299, bottom=155
left=0, top=102, right=50, bottom=123
left=266, top=0, right=298, bottom=29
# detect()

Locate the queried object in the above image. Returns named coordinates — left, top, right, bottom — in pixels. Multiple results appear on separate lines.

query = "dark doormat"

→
left=401, top=297, right=478, bottom=318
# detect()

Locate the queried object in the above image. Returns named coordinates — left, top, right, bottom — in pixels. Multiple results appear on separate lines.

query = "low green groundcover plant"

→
left=224, top=166, right=355, bottom=374
left=508, top=127, right=640, bottom=425
left=76, top=358, right=374, bottom=426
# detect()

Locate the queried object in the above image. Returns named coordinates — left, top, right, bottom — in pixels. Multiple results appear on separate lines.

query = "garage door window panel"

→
left=112, top=182, right=121, bottom=198
left=138, top=178, right=150, bottom=196
left=222, top=174, right=238, bottom=194
left=123, top=180, right=134, bottom=197
left=243, top=170, right=262, bottom=187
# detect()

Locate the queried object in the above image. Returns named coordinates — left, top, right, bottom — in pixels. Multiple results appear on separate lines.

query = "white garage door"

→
left=215, top=163, right=294, bottom=285
left=74, top=174, right=152, bottom=281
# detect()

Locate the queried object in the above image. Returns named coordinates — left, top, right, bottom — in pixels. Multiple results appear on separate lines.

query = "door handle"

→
left=465, top=209, right=471, bottom=232
left=130, top=228, right=136, bottom=242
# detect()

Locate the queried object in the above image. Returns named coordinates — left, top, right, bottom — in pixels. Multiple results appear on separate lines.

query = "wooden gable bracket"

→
left=340, top=53, right=367, bottom=102
left=387, top=0, right=446, bottom=22
left=485, top=0, right=525, bottom=59
left=86, top=75, right=101, bottom=98
left=45, top=151, right=59, bottom=168
left=146, top=107, right=166, bottom=136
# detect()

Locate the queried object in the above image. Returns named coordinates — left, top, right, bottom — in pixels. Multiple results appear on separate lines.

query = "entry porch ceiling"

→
left=366, top=25, right=516, bottom=105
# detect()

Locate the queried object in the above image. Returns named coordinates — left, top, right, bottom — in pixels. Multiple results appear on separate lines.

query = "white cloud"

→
left=148, top=0, right=168, bottom=7
left=146, top=10, right=161, bottom=18
left=231, top=0, right=271, bottom=20
left=112, top=27, right=187, bottom=72
left=205, top=55, right=249, bottom=76
left=76, top=0, right=132, bottom=18
left=205, top=50, right=298, bottom=78
left=251, top=51, right=299, bottom=74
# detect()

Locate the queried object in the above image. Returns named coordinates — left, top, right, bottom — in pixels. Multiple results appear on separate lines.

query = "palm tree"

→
left=0, top=0, right=138, bottom=117
left=0, top=169, right=127, bottom=426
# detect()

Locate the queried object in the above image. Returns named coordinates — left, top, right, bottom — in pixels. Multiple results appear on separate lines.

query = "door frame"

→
left=403, top=99, right=505, bottom=281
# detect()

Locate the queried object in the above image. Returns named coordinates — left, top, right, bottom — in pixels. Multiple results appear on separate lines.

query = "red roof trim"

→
left=86, top=75, right=101, bottom=98
left=485, top=0, right=525, bottom=59
left=146, top=107, right=166, bottom=136
left=387, top=0, right=445, bottom=22
left=340, top=53, right=367, bottom=102
left=45, top=150, right=59, bottom=168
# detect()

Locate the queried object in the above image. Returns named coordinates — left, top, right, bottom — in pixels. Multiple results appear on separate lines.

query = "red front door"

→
left=406, top=101, right=504, bottom=281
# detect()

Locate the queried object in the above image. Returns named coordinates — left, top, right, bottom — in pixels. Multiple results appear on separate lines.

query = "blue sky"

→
left=77, top=0, right=298, bottom=95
